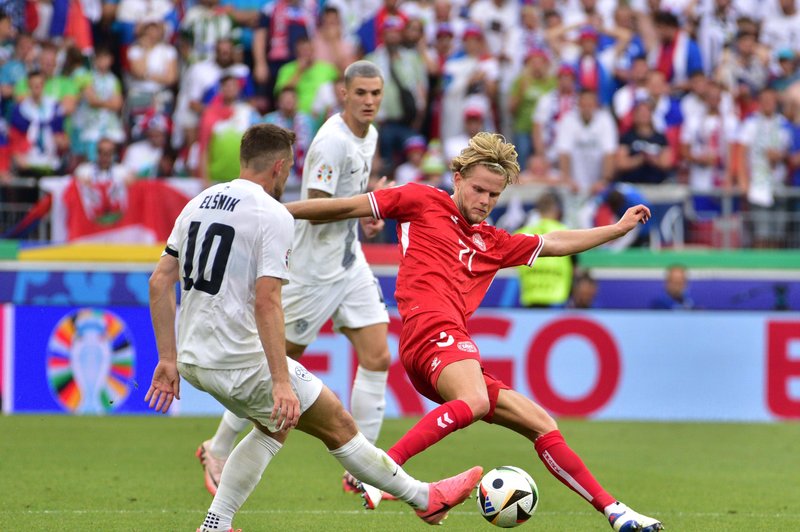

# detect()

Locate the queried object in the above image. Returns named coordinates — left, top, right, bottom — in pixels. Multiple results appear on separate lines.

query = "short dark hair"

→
left=653, top=11, right=680, bottom=28
left=239, top=124, right=296, bottom=171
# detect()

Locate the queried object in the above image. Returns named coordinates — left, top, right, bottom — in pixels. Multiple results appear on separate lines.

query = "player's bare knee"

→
left=465, top=394, right=491, bottom=420
left=358, top=346, right=390, bottom=371
left=323, top=406, right=359, bottom=449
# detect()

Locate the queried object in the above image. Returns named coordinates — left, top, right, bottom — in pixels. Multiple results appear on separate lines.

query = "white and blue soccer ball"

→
left=477, top=466, right=539, bottom=528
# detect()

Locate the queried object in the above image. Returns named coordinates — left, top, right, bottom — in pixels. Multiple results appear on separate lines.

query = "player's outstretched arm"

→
left=286, top=194, right=374, bottom=222
left=539, top=204, right=651, bottom=257
left=145, top=254, right=181, bottom=413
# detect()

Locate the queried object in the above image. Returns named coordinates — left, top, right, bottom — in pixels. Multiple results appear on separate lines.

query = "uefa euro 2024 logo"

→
left=46, top=308, right=136, bottom=414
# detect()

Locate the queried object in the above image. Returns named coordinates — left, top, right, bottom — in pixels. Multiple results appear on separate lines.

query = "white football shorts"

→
left=179, top=358, right=323, bottom=433
left=283, top=263, right=389, bottom=346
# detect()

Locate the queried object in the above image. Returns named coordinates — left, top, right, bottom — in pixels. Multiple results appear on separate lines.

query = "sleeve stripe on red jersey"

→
left=527, top=235, right=545, bottom=267
left=368, top=192, right=382, bottom=219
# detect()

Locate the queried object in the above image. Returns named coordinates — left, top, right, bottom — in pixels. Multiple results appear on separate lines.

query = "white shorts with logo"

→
left=283, top=263, right=389, bottom=346
left=178, top=358, right=323, bottom=433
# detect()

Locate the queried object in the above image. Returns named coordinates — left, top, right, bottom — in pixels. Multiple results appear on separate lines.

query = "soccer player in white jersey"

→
left=145, top=123, right=483, bottom=530
left=196, top=60, right=394, bottom=497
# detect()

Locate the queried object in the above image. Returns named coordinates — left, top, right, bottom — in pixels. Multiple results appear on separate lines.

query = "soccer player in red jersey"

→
left=287, top=132, right=663, bottom=531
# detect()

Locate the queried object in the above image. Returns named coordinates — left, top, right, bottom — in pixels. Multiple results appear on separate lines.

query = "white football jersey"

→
left=291, top=113, right=378, bottom=284
left=166, top=179, right=294, bottom=369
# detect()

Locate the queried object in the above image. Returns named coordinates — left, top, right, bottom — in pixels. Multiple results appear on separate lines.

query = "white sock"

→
left=350, top=366, right=388, bottom=444
left=206, top=429, right=282, bottom=528
left=604, top=501, right=626, bottom=518
left=210, top=410, right=250, bottom=458
left=330, top=432, right=428, bottom=509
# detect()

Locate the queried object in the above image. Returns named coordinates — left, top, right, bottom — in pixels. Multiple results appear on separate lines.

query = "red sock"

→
left=534, top=430, right=616, bottom=512
left=387, top=400, right=474, bottom=465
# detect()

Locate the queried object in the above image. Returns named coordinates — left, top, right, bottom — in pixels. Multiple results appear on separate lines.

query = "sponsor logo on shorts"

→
left=431, top=357, right=442, bottom=371
left=431, top=331, right=453, bottom=348
left=472, top=234, right=486, bottom=251
left=457, top=341, right=477, bottom=353
left=295, top=365, right=312, bottom=381
left=294, top=319, right=309, bottom=334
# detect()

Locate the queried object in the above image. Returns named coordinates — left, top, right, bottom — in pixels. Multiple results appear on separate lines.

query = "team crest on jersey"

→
left=295, top=319, right=309, bottom=334
left=457, top=341, right=478, bottom=353
left=315, top=164, right=333, bottom=184
left=294, top=364, right=312, bottom=382
left=472, top=234, right=486, bottom=251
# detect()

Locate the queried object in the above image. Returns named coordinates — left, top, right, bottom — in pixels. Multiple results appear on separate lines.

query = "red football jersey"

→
left=369, top=183, right=543, bottom=327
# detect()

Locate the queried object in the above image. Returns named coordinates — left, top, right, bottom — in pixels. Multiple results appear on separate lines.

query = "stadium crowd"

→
left=1, top=0, right=800, bottom=247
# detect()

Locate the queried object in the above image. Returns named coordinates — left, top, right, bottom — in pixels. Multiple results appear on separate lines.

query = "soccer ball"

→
left=477, top=466, right=539, bottom=528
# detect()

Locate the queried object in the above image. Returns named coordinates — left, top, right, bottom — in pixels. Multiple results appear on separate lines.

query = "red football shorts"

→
left=399, top=315, right=510, bottom=417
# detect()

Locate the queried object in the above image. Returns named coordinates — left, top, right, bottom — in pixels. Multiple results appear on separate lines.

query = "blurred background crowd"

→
left=1, top=0, right=800, bottom=248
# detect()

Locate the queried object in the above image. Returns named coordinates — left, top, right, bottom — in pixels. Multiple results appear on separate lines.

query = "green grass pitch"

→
left=1, top=415, right=798, bottom=531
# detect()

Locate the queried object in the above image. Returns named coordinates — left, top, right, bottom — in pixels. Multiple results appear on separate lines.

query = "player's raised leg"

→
left=340, top=323, right=390, bottom=493
left=199, top=423, right=287, bottom=531
left=297, top=386, right=483, bottom=525
left=387, top=359, right=487, bottom=466
left=491, top=388, right=663, bottom=531
left=197, top=410, right=251, bottom=495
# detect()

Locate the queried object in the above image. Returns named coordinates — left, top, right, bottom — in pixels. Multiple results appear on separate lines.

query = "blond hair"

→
left=450, top=132, right=520, bottom=186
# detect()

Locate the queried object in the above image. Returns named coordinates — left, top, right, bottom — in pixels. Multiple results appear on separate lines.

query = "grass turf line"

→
left=1, top=416, right=798, bottom=531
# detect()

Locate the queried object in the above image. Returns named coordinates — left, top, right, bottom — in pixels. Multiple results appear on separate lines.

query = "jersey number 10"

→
left=183, top=221, right=235, bottom=295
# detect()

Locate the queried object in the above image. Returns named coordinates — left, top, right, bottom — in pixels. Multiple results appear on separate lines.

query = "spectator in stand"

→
left=274, top=35, right=339, bottom=116
left=650, top=264, right=695, bottom=310
left=516, top=191, right=573, bottom=308
left=122, top=112, right=169, bottom=179
left=608, top=3, right=647, bottom=80
left=73, top=138, right=132, bottom=221
left=680, top=80, right=739, bottom=216
left=172, top=38, right=252, bottom=150
left=198, top=74, right=258, bottom=185
left=443, top=97, right=487, bottom=164
left=418, top=140, right=448, bottom=188
left=252, top=0, right=317, bottom=105
left=366, top=16, right=427, bottom=168
left=180, top=0, right=238, bottom=64
left=423, top=23, right=456, bottom=140
left=760, top=0, right=800, bottom=54
left=645, top=68, right=684, bottom=152
left=440, top=24, right=498, bottom=142
left=616, top=99, right=673, bottom=185
left=613, top=55, right=650, bottom=134
left=125, top=18, right=179, bottom=113
left=9, top=70, right=68, bottom=177
left=715, top=29, right=770, bottom=99
left=14, top=43, right=78, bottom=117
left=114, top=0, right=178, bottom=48
left=737, top=86, right=792, bottom=248
left=262, top=86, right=313, bottom=186
left=770, top=48, right=800, bottom=92
left=572, top=25, right=629, bottom=107
left=680, top=70, right=710, bottom=122
left=567, top=269, right=598, bottom=309
left=647, top=10, right=703, bottom=90
left=75, top=47, right=126, bottom=162
left=0, top=32, right=35, bottom=118
left=423, top=0, right=465, bottom=48
left=310, top=76, right=345, bottom=131
left=696, top=0, right=740, bottom=76
left=394, top=134, right=426, bottom=185
left=0, top=12, right=17, bottom=68
left=312, top=6, right=356, bottom=73
left=534, top=63, right=578, bottom=168
left=506, top=5, right=548, bottom=75
left=507, top=49, right=555, bottom=170
left=468, top=0, right=518, bottom=61
left=517, top=153, right=561, bottom=186
left=365, top=0, right=409, bottom=54
left=556, top=89, right=618, bottom=195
